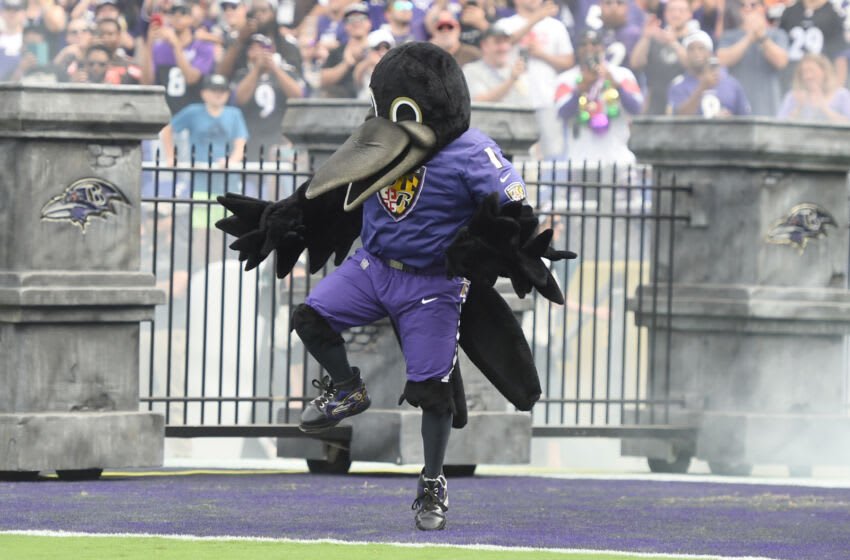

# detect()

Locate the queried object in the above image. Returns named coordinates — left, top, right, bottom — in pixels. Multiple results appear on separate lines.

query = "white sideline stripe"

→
left=0, top=529, right=779, bottom=560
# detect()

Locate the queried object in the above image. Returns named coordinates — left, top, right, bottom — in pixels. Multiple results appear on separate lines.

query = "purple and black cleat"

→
left=299, top=369, right=371, bottom=433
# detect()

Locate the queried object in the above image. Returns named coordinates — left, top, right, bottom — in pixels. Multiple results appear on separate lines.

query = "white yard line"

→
left=0, top=529, right=779, bottom=560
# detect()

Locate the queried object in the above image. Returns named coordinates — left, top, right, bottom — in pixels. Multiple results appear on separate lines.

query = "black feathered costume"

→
left=216, top=43, right=576, bottom=428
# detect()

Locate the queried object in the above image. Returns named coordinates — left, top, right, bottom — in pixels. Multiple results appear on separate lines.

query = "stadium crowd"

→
left=2, top=0, right=850, bottom=162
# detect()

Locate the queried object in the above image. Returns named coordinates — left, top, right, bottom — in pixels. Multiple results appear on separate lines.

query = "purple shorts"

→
left=305, top=248, right=469, bottom=382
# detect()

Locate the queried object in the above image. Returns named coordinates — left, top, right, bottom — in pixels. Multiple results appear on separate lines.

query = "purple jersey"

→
left=152, top=39, right=216, bottom=114
left=360, top=128, right=527, bottom=269
left=667, top=69, right=751, bottom=117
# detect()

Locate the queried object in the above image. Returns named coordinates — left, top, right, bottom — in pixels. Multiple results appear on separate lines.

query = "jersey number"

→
left=167, top=67, right=186, bottom=97
left=254, top=83, right=277, bottom=118
left=788, top=26, right=825, bottom=60
left=484, top=146, right=503, bottom=169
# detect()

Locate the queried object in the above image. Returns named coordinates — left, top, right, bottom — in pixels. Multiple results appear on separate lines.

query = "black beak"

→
left=306, top=117, right=437, bottom=211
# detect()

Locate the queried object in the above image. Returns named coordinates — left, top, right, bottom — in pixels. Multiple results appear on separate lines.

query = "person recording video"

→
left=666, top=31, right=751, bottom=118
left=554, top=29, right=643, bottom=163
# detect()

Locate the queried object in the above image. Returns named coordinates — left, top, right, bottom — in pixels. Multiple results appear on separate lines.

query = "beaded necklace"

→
left=575, top=75, right=621, bottom=134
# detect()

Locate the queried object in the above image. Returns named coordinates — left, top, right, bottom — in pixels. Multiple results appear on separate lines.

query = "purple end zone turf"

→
left=1, top=473, right=848, bottom=558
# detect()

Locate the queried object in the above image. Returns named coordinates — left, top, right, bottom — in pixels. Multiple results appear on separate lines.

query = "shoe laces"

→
left=412, top=480, right=447, bottom=513
left=311, top=375, right=337, bottom=408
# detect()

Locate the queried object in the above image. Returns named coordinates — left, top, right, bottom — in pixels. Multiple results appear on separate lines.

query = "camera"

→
left=518, top=47, right=529, bottom=63
left=582, top=52, right=602, bottom=71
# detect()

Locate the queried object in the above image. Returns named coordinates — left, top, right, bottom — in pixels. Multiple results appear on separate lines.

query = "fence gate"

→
left=139, top=151, right=693, bottom=469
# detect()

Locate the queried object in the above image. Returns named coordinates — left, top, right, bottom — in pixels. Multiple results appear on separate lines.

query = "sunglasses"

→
left=169, top=6, right=190, bottom=15
left=221, top=2, right=239, bottom=9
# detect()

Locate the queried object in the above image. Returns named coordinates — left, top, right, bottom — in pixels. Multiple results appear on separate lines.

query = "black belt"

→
left=379, top=256, right=446, bottom=276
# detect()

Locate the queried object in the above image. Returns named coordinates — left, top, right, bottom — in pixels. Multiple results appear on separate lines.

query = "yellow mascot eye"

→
left=389, top=97, right=423, bottom=123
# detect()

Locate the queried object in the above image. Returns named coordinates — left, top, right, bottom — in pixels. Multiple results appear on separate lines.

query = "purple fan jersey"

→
left=152, top=39, right=216, bottom=114
left=360, top=127, right=526, bottom=269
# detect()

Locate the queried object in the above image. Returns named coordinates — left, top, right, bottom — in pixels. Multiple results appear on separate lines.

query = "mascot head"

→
left=307, top=42, right=471, bottom=210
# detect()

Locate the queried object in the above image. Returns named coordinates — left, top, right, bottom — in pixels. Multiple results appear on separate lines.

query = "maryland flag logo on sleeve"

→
left=377, top=166, right=426, bottom=221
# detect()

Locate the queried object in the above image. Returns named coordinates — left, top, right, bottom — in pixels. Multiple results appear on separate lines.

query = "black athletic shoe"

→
left=299, top=369, right=370, bottom=433
left=412, top=470, right=448, bottom=531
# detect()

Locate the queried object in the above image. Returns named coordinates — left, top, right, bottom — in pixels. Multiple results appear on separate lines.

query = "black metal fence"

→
left=138, top=149, right=692, bottom=437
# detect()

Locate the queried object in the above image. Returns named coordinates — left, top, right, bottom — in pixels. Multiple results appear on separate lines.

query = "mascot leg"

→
left=400, top=378, right=455, bottom=532
left=293, top=303, right=372, bottom=433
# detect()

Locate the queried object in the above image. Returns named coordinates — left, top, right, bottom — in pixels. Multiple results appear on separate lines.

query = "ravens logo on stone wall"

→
left=765, top=203, right=837, bottom=254
left=41, top=178, right=129, bottom=233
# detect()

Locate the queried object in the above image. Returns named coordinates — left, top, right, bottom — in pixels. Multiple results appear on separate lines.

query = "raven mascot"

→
left=216, top=42, right=576, bottom=531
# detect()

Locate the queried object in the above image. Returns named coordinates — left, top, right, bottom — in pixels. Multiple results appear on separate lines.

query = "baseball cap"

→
left=343, top=2, right=369, bottom=18
left=367, top=28, right=395, bottom=49
left=578, top=28, right=602, bottom=46
left=683, top=30, right=713, bottom=51
left=2, top=0, right=25, bottom=9
left=480, top=23, right=510, bottom=41
left=202, top=73, right=230, bottom=91
left=94, top=0, right=118, bottom=10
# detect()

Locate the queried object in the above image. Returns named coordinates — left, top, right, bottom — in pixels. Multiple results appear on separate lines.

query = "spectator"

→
left=428, top=9, right=481, bottom=66
left=692, top=0, right=724, bottom=41
left=779, top=0, right=846, bottom=72
left=233, top=33, right=304, bottom=159
left=0, top=0, right=28, bottom=80
left=314, top=0, right=352, bottom=49
left=21, top=0, right=66, bottom=58
left=53, top=18, right=94, bottom=79
left=667, top=30, right=751, bottom=117
left=457, top=0, right=494, bottom=47
left=319, top=1, right=371, bottom=98
left=216, top=0, right=303, bottom=81
left=92, top=0, right=135, bottom=54
left=462, top=24, right=531, bottom=105
left=212, top=0, right=248, bottom=54
left=354, top=27, right=394, bottom=99
left=555, top=28, right=643, bottom=163
left=11, top=22, right=62, bottom=82
left=96, top=18, right=142, bottom=84
left=716, top=0, right=788, bottom=116
left=598, top=0, right=641, bottom=69
left=629, top=0, right=696, bottom=115
left=298, top=31, right=330, bottom=96
left=380, top=0, right=417, bottom=45
left=498, top=0, right=574, bottom=158
left=69, top=43, right=112, bottom=83
left=777, top=53, right=850, bottom=123
left=161, top=73, right=249, bottom=187
left=141, top=0, right=217, bottom=114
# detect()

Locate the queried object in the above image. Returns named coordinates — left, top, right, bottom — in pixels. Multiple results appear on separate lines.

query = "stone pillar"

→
left=278, top=100, right=537, bottom=468
left=627, top=117, right=850, bottom=473
left=0, top=84, right=168, bottom=478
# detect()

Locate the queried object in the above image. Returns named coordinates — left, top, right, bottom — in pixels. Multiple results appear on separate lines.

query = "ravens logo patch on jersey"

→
left=378, top=166, right=427, bottom=221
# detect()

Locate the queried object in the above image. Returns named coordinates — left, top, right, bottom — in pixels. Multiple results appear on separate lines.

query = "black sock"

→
left=292, top=304, right=357, bottom=387
left=421, top=409, right=453, bottom=479
left=308, top=341, right=358, bottom=388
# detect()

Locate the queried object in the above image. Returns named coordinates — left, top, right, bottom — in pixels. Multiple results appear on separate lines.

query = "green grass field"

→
left=0, top=534, right=726, bottom=560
